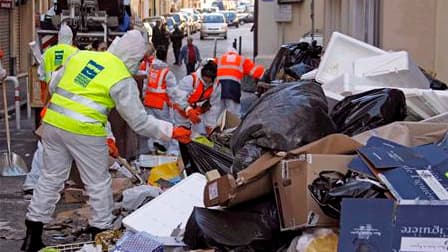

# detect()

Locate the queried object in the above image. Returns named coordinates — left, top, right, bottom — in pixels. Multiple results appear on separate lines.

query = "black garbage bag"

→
left=231, top=81, right=336, bottom=172
left=263, top=42, right=321, bottom=82
left=183, top=196, right=291, bottom=252
left=184, top=141, right=233, bottom=175
left=308, top=171, right=387, bottom=219
left=231, top=142, right=265, bottom=174
left=285, top=63, right=315, bottom=80
left=330, top=88, right=407, bottom=136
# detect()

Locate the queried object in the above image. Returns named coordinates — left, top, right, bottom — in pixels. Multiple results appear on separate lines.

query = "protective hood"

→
left=108, top=30, right=146, bottom=73
left=226, top=47, right=238, bottom=54
left=58, top=23, right=73, bottom=45
left=151, top=59, right=169, bottom=70
left=196, top=69, right=214, bottom=88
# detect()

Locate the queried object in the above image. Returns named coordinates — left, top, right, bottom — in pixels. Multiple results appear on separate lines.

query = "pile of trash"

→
left=37, top=32, right=448, bottom=252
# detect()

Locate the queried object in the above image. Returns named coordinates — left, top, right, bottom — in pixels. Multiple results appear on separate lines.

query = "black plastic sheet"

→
left=330, top=88, right=407, bottom=136
left=308, top=171, right=387, bottom=219
left=183, top=196, right=289, bottom=252
left=231, top=81, right=336, bottom=172
left=263, top=42, right=321, bottom=82
left=184, top=142, right=233, bottom=175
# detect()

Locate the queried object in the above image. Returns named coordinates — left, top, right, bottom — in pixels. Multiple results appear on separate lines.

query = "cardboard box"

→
left=203, top=134, right=363, bottom=207
left=273, top=154, right=355, bottom=230
left=353, top=121, right=448, bottom=147
left=339, top=199, right=448, bottom=252
left=353, top=136, right=448, bottom=202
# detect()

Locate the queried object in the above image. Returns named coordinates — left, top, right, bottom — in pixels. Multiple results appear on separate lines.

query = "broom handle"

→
left=2, top=81, right=12, bottom=162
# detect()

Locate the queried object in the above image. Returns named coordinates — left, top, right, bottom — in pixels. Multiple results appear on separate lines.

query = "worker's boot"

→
left=21, top=220, right=45, bottom=252
left=86, top=226, right=106, bottom=240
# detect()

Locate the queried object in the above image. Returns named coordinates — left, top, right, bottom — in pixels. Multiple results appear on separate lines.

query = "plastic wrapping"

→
left=287, top=229, right=338, bottom=252
left=330, top=88, right=407, bottom=136
left=122, top=185, right=162, bottom=211
left=231, top=81, right=336, bottom=172
left=185, top=142, right=233, bottom=175
left=147, top=162, right=181, bottom=188
left=264, top=42, right=322, bottom=82
left=183, top=196, right=284, bottom=251
left=231, top=143, right=264, bottom=175
left=308, top=171, right=387, bottom=219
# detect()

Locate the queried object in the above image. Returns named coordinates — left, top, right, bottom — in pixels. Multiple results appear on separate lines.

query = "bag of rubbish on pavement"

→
left=264, top=42, right=322, bottom=82
left=330, top=88, right=407, bottom=136
left=231, top=81, right=336, bottom=173
left=183, top=196, right=289, bottom=252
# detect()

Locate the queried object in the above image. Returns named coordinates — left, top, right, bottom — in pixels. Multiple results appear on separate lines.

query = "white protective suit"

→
left=26, top=30, right=173, bottom=229
left=38, top=23, right=74, bottom=81
left=22, top=123, right=116, bottom=192
left=173, top=69, right=222, bottom=136
left=143, top=59, right=179, bottom=154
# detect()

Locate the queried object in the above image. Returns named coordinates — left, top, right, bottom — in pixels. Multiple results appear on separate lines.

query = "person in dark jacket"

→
left=180, top=37, right=201, bottom=75
left=151, top=20, right=162, bottom=49
left=170, top=25, right=184, bottom=65
left=160, top=23, right=170, bottom=50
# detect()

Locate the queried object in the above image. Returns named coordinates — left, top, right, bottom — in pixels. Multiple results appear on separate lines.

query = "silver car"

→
left=200, top=13, right=228, bottom=40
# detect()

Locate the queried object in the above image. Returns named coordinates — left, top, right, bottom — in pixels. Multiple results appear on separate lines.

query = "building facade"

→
left=323, top=0, right=448, bottom=82
left=255, top=0, right=324, bottom=67
left=0, top=0, right=35, bottom=75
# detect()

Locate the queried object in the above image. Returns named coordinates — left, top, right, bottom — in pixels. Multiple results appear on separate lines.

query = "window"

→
left=204, top=15, right=224, bottom=23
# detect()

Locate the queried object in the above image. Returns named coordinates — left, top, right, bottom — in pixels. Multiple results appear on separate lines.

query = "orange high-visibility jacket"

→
left=143, top=66, right=171, bottom=109
left=217, top=52, right=265, bottom=83
left=188, top=72, right=214, bottom=105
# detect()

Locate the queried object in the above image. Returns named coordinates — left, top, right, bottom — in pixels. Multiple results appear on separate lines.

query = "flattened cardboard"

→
left=203, top=134, right=362, bottom=207
left=272, top=154, right=355, bottom=231
left=339, top=199, right=448, bottom=252
left=353, top=121, right=448, bottom=147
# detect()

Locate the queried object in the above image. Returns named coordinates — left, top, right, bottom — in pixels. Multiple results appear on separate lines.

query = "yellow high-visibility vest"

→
left=43, top=51, right=131, bottom=136
left=43, top=44, right=78, bottom=82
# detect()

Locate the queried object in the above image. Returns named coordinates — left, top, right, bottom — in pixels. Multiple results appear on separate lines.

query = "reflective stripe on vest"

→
left=43, top=44, right=78, bottom=82
left=217, top=53, right=245, bottom=82
left=188, top=73, right=214, bottom=105
left=147, top=67, right=169, bottom=94
left=43, top=51, right=131, bottom=136
left=144, top=67, right=170, bottom=109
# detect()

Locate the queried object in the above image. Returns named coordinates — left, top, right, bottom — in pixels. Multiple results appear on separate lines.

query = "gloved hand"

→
left=172, top=126, right=192, bottom=144
left=107, top=138, right=120, bottom=158
left=206, top=126, right=214, bottom=136
left=186, top=107, right=201, bottom=124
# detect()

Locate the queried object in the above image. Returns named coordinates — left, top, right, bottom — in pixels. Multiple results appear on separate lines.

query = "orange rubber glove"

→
left=186, top=107, right=201, bottom=124
left=172, top=126, right=192, bottom=144
left=107, top=138, right=119, bottom=158
left=206, top=126, right=214, bottom=136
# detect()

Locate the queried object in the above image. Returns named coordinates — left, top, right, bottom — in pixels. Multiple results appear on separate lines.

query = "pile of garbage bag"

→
left=264, top=42, right=322, bottom=82
left=231, top=81, right=336, bottom=172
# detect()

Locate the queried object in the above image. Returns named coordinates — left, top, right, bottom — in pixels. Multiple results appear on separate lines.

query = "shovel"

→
left=1, top=80, right=27, bottom=176
left=116, top=156, right=144, bottom=185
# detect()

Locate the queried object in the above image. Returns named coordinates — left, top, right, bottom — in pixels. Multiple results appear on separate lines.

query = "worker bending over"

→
left=143, top=46, right=178, bottom=154
left=217, top=47, right=265, bottom=117
left=172, top=59, right=222, bottom=136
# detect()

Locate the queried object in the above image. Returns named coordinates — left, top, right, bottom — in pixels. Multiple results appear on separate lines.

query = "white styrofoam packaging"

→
left=138, top=155, right=178, bottom=168
left=321, top=73, right=385, bottom=96
left=354, top=51, right=430, bottom=89
left=122, top=173, right=207, bottom=237
left=316, top=32, right=386, bottom=84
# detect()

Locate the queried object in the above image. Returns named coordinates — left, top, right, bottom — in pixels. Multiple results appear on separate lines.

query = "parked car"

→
left=181, top=12, right=196, bottom=34
left=164, top=13, right=187, bottom=35
left=220, top=11, right=239, bottom=28
left=238, top=12, right=254, bottom=24
left=165, top=17, right=176, bottom=33
left=143, top=16, right=166, bottom=28
left=200, top=13, right=228, bottom=40
left=192, top=14, right=202, bottom=32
